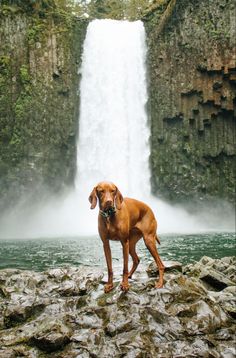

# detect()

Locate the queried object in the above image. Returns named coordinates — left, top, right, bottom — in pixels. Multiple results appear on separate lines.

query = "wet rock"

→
left=0, top=349, right=15, bottom=358
left=208, top=286, right=236, bottom=319
left=184, top=256, right=236, bottom=290
left=4, top=296, right=46, bottom=328
left=199, top=269, right=235, bottom=291
left=75, top=313, right=102, bottom=329
left=0, top=345, right=39, bottom=358
left=30, top=319, right=71, bottom=353
left=146, top=260, right=182, bottom=277
left=0, top=258, right=235, bottom=357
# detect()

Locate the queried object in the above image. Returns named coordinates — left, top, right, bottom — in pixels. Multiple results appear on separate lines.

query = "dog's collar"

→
left=100, top=206, right=116, bottom=219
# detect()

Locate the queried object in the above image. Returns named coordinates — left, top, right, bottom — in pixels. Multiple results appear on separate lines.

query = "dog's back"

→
left=123, top=197, right=157, bottom=234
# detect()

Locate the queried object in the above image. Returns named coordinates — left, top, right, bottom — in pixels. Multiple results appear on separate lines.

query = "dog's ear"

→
left=115, top=187, right=123, bottom=210
left=89, top=187, right=97, bottom=209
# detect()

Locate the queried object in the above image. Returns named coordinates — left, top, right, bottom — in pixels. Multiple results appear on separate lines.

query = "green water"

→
left=0, top=233, right=235, bottom=271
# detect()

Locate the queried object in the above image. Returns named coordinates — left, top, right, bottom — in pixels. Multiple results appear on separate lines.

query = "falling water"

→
left=74, top=19, right=234, bottom=234
left=0, top=19, right=234, bottom=239
left=76, top=19, right=150, bottom=199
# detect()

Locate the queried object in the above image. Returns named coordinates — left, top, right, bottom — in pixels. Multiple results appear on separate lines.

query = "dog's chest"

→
left=105, top=220, right=121, bottom=241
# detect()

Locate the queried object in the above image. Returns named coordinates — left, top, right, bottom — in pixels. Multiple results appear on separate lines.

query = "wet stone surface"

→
left=0, top=257, right=235, bottom=357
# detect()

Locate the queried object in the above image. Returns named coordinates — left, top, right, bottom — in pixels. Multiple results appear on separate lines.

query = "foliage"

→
left=0, top=0, right=165, bottom=20
left=0, top=0, right=56, bottom=12
left=27, top=22, right=45, bottom=43
left=84, top=0, right=155, bottom=20
left=19, top=65, right=31, bottom=84
left=53, top=0, right=162, bottom=21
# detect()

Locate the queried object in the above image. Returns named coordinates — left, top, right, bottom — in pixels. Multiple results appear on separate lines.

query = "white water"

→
left=76, top=20, right=150, bottom=201
left=0, top=20, right=234, bottom=238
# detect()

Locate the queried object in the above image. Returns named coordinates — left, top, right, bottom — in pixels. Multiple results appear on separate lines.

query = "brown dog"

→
left=89, top=181, right=165, bottom=293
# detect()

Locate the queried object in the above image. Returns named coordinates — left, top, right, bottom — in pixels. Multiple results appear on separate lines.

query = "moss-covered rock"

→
left=0, top=3, right=88, bottom=210
left=144, top=0, right=236, bottom=205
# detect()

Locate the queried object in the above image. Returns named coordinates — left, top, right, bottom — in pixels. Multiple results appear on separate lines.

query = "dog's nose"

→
left=105, top=200, right=113, bottom=207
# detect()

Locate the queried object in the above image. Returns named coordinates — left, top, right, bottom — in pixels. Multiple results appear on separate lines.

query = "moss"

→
left=14, top=94, right=32, bottom=120
left=0, top=55, right=11, bottom=71
left=19, top=65, right=31, bottom=84
left=0, top=1, right=88, bottom=210
left=27, top=22, right=45, bottom=44
left=0, top=4, right=22, bottom=16
left=145, top=0, right=236, bottom=205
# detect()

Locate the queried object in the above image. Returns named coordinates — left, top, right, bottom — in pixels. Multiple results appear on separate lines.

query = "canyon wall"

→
left=144, top=0, right=236, bottom=205
left=0, top=4, right=87, bottom=210
left=0, top=0, right=235, bottom=211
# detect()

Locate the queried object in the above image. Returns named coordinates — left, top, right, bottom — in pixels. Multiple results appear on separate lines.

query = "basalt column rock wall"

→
left=144, top=0, right=236, bottom=205
left=0, top=5, right=87, bottom=210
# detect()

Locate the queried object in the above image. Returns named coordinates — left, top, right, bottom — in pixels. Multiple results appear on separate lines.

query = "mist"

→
left=0, top=20, right=235, bottom=240
left=0, top=186, right=235, bottom=239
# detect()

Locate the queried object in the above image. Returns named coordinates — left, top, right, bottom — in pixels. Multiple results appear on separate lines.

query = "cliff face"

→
left=0, top=1, right=235, bottom=212
left=144, top=0, right=236, bottom=205
left=0, top=5, right=87, bottom=209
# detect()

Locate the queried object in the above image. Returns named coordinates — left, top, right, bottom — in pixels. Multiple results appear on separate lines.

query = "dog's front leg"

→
left=120, top=239, right=130, bottom=292
left=103, top=240, right=114, bottom=293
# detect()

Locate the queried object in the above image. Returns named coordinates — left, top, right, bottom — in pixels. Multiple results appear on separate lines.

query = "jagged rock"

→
left=0, top=349, right=15, bottom=358
left=146, top=260, right=182, bottom=277
left=208, top=286, right=236, bottom=319
left=30, top=319, right=71, bottom=353
left=0, top=345, right=38, bottom=358
left=0, top=258, right=235, bottom=357
left=4, top=296, right=46, bottom=328
left=184, top=256, right=236, bottom=290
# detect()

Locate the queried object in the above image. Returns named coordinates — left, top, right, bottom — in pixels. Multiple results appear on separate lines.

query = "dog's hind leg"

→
left=128, top=231, right=142, bottom=279
left=143, top=234, right=165, bottom=288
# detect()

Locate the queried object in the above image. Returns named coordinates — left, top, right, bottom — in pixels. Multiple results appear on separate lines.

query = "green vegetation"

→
left=27, top=22, right=45, bottom=43
left=0, top=0, right=169, bottom=21
left=0, top=0, right=88, bottom=210
left=0, top=0, right=55, bottom=13
left=83, top=0, right=166, bottom=20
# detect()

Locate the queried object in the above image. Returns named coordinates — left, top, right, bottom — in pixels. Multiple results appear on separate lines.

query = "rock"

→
left=0, top=349, right=15, bottom=358
left=145, top=0, right=236, bottom=205
left=146, top=260, right=182, bottom=277
left=0, top=8, right=88, bottom=211
left=184, top=256, right=236, bottom=291
left=4, top=296, right=46, bottom=328
left=0, top=345, right=39, bottom=358
left=200, top=269, right=234, bottom=290
left=30, top=319, right=71, bottom=353
left=0, top=258, right=235, bottom=357
left=208, top=286, right=236, bottom=319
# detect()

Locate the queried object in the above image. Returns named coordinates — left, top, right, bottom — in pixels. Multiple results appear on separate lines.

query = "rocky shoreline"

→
left=0, top=256, right=235, bottom=357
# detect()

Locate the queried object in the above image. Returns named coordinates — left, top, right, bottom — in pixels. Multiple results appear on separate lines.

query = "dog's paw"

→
left=155, top=280, right=164, bottom=289
left=104, top=283, right=114, bottom=293
left=120, top=282, right=130, bottom=292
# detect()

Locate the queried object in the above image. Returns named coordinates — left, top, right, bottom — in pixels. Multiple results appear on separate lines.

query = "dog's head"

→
left=89, top=181, right=123, bottom=211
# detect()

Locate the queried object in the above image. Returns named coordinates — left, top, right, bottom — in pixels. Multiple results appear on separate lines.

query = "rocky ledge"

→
left=0, top=256, right=235, bottom=357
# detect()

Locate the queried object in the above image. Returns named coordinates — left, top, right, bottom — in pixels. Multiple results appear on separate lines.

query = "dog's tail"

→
left=155, top=234, right=161, bottom=245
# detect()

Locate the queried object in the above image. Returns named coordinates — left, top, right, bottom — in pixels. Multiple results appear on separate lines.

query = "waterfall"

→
left=74, top=19, right=234, bottom=235
left=0, top=19, right=234, bottom=239
left=76, top=19, right=150, bottom=199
